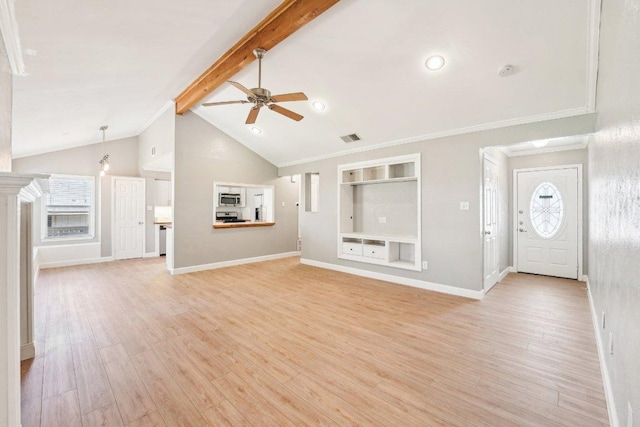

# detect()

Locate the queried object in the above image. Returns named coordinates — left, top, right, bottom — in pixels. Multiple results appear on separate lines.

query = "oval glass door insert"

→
left=529, top=182, right=564, bottom=238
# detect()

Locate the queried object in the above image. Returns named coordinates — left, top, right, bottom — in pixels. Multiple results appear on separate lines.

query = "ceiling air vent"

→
left=340, top=133, right=361, bottom=143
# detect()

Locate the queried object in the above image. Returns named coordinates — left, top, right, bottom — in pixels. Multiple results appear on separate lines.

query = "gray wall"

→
left=588, top=0, right=640, bottom=423
left=0, top=32, right=11, bottom=172
left=173, top=112, right=298, bottom=269
left=12, top=137, right=140, bottom=257
left=280, top=114, right=596, bottom=292
left=507, top=149, right=589, bottom=273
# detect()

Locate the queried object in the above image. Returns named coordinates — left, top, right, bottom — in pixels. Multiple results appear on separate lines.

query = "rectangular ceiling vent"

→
left=340, top=133, right=361, bottom=143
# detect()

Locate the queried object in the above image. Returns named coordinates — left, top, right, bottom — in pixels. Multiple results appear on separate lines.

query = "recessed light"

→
left=312, top=101, right=326, bottom=111
left=425, top=55, right=445, bottom=70
left=532, top=140, right=549, bottom=148
left=251, top=127, right=262, bottom=135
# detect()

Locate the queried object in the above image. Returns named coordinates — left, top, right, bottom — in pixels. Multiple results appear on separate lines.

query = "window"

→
left=529, top=181, right=564, bottom=238
left=43, top=175, right=95, bottom=239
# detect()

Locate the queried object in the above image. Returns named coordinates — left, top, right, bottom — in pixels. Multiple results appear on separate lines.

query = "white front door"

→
left=113, top=177, right=145, bottom=260
left=483, top=156, right=499, bottom=289
left=516, top=167, right=579, bottom=279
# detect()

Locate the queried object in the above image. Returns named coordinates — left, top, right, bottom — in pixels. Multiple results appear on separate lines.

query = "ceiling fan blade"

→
left=269, top=104, right=304, bottom=121
left=229, top=81, right=255, bottom=98
left=246, top=106, right=261, bottom=124
left=271, top=92, right=308, bottom=102
left=202, top=100, right=249, bottom=107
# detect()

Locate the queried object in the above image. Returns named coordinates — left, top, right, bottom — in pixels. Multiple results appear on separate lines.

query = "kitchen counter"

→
left=213, top=221, right=275, bottom=229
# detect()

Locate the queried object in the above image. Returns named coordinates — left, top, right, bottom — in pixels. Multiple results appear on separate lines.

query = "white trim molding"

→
left=300, top=258, right=485, bottom=300
left=584, top=276, right=619, bottom=427
left=20, top=343, right=34, bottom=361
left=171, top=252, right=301, bottom=275
left=39, top=256, right=113, bottom=269
left=0, top=0, right=26, bottom=75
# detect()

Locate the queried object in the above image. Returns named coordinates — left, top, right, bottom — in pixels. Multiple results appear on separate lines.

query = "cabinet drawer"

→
left=342, top=242, right=363, bottom=256
left=363, top=244, right=386, bottom=259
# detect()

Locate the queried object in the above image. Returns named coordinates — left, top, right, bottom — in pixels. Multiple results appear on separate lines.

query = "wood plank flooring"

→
left=21, top=257, right=609, bottom=426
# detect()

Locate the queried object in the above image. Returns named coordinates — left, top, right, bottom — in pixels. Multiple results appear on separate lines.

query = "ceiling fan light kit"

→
left=425, top=55, right=445, bottom=70
left=202, top=47, right=308, bottom=125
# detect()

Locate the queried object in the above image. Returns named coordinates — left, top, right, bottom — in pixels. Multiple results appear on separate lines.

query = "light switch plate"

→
left=281, top=201, right=286, bottom=207
left=147, top=206, right=153, bottom=211
left=460, top=202, right=470, bottom=211
left=378, top=217, right=387, bottom=224
left=422, top=261, right=428, bottom=270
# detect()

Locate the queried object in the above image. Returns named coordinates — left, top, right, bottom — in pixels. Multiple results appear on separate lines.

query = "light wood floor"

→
left=21, top=256, right=609, bottom=426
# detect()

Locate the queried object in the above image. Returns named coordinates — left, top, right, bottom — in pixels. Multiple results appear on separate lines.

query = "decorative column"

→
left=0, top=173, right=46, bottom=427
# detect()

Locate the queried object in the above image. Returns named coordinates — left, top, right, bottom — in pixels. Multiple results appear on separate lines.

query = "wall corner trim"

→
left=585, top=276, right=619, bottom=427
left=171, top=251, right=301, bottom=275
left=300, top=258, right=485, bottom=300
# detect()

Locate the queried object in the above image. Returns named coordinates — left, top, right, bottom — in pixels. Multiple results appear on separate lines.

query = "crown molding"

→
left=0, top=0, right=26, bottom=75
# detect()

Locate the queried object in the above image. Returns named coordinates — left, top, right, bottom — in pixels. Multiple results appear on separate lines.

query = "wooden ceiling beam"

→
left=174, top=0, right=341, bottom=115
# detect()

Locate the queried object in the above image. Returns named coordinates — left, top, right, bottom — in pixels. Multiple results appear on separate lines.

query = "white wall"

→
left=588, top=0, right=640, bottom=424
left=12, top=137, right=140, bottom=258
left=138, top=106, right=175, bottom=255
left=280, top=114, right=596, bottom=292
left=173, top=112, right=298, bottom=270
left=0, top=32, right=11, bottom=172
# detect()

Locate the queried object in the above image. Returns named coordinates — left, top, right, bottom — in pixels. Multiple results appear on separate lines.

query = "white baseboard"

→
left=20, top=343, right=35, bottom=361
left=39, top=256, right=113, bottom=269
left=584, top=275, right=618, bottom=427
left=300, top=258, right=484, bottom=300
left=499, top=266, right=512, bottom=282
left=143, top=252, right=158, bottom=258
left=171, top=251, right=301, bottom=275
left=485, top=266, right=512, bottom=293
left=509, top=266, right=518, bottom=273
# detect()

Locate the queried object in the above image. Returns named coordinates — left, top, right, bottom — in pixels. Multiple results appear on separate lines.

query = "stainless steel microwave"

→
left=219, top=193, right=241, bottom=206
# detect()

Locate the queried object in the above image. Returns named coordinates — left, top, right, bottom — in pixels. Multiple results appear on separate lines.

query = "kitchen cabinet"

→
left=337, top=153, right=421, bottom=271
left=155, top=180, right=171, bottom=206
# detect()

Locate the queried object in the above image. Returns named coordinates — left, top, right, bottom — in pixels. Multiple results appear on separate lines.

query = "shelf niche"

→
left=337, top=153, right=421, bottom=271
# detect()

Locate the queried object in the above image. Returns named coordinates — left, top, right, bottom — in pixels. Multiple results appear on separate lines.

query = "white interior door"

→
left=516, top=167, right=579, bottom=279
left=483, top=157, right=499, bottom=289
left=113, top=178, right=144, bottom=260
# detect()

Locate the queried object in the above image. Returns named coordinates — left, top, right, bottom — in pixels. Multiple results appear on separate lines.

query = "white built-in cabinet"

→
left=338, top=153, right=421, bottom=271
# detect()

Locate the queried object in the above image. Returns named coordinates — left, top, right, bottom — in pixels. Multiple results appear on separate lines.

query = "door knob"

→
left=484, top=231, right=491, bottom=235
left=519, top=228, right=527, bottom=232
left=138, top=222, right=144, bottom=225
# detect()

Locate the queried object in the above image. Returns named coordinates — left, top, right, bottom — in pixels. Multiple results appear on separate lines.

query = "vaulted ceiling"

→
left=10, top=0, right=599, bottom=166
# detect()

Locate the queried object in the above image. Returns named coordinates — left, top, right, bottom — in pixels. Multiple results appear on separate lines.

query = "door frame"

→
left=482, top=154, right=500, bottom=291
left=111, top=176, right=146, bottom=259
left=512, top=164, right=583, bottom=279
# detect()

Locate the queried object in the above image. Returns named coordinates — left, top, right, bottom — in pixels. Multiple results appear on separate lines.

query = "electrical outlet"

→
left=378, top=216, right=387, bottom=224
left=602, top=311, right=606, bottom=329
left=627, top=402, right=633, bottom=427
left=281, top=201, right=286, bottom=207
left=422, top=261, right=428, bottom=270
left=609, top=331, right=614, bottom=355
left=460, top=202, right=470, bottom=211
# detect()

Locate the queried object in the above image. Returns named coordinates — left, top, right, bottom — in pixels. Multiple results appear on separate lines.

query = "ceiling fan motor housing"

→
left=249, top=87, right=272, bottom=104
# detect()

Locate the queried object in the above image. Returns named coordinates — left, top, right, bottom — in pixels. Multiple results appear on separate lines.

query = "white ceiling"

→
left=10, top=0, right=598, bottom=166
left=10, top=0, right=281, bottom=157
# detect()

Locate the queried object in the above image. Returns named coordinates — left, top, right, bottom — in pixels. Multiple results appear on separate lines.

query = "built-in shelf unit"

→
left=338, top=153, right=421, bottom=271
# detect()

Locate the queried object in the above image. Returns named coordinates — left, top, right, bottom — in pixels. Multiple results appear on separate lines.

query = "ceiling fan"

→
left=202, top=47, right=308, bottom=124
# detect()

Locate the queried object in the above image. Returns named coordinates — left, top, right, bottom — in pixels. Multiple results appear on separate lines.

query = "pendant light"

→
left=98, top=125, right=109, bottom=176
